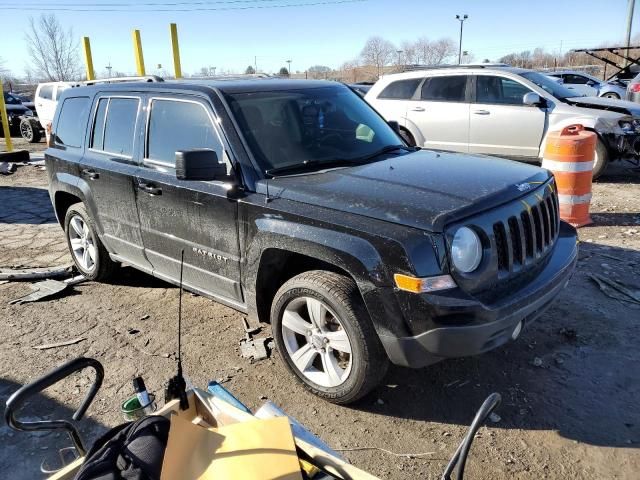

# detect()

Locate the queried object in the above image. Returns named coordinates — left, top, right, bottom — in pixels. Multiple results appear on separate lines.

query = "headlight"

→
left=619, top=120, right=634, bottom=132
left=23, top=110, right=33, bottom=117
left=451, top=227, right=482, bottom=273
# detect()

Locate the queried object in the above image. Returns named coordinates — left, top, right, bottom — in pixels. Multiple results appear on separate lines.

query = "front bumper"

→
left=379, top=222, right=578, bottom=368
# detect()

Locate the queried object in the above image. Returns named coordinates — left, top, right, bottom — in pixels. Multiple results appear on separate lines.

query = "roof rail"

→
left=400, top=63, right=511, bottom=72
left=71, top=75, right=164, bottom=87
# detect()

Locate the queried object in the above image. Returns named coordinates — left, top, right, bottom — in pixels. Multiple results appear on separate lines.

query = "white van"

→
left=34, top=82, right=71, bottom=141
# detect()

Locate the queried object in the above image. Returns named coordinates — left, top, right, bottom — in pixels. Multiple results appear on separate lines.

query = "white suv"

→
left=365, top=65, right=640, bottom=178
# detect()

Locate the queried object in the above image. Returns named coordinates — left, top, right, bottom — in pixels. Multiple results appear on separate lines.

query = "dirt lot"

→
left=1, top=138, right=639, bottom=479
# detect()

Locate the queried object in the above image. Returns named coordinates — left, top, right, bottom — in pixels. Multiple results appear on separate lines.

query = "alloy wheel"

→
left=20, top=121, right=33, bottom=142
left=281, top=296, right=353, bottom=388
left=68, top=215, right=97, bottom=272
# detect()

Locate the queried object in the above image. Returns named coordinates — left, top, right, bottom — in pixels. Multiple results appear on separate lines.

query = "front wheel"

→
left=20, top=118, right=41, bottom=143
left=64, top=203, right=118, bottom=281
left=271, top=270, right=388, bottom=404
left=592, top=139, right=609, bottom=180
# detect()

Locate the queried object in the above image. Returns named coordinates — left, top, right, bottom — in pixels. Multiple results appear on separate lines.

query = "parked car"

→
left=365, top=65, right=640, bottom=178
left=545, top=70, right=627, bottom=99
left=626, top=72, right=640, bottom=103
left=34, top=81, right=71, bottom=141
left=0, top=91, right=40, bottom=141
left=9, top=92, right=36, bottom=112
left=46, top=79, right=577, bottom=403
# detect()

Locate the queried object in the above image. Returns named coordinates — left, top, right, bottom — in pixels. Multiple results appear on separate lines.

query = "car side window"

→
left=476, top=76, right=532, bottom=105
left=100, top=98, right=139, bottom=157
left=55, top=97, right=90, bottom=148
left=146, top=99, right=224, bottom=168
left=421, top=76, right=467, bottom=102
left=564, top=74, right=588, bottom=85
left=377, top=79, right=421, bottom=100
left=39, top=85, right=53, bottom=100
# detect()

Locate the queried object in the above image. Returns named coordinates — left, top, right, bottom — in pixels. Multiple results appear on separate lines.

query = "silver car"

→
left=546, top=70, right=627, bottom=99
left=365, top=65, right=640, bottom=178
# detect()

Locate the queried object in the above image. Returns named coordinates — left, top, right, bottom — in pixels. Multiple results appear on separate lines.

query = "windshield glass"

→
left=224, top=86, right=403, bottom=175
left=3, top=92, right=22, bottom=105
left=519, top=71, right=579, bottom=99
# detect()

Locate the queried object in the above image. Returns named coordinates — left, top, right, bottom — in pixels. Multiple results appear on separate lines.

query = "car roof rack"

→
left=400, top=63, right=510, bottom=72
left=70, top=75, right=164, bottom=87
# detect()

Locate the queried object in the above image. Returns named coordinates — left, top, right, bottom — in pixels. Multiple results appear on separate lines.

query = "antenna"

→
left=164, top=250, right=189, bottom=410
left=265, top=178, right=272, bottom=204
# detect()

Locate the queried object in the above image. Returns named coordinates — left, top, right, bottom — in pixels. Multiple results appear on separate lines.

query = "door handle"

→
left=138, top=182, right=162, bottom=196
left=81, top=168, right=99, bottom=180
left=473, top=110, right=490, bottom=115
left=410, top=106, right=425, bottom=112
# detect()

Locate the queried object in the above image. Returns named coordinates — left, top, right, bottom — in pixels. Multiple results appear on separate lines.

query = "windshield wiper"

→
left=350, top=144, right=413, bottom=163
left=265, top=159, right=361, bottom=177
left=265, top=145, right=413, bottom=178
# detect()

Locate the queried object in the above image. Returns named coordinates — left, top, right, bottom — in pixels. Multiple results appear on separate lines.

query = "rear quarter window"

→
left=377, top=79, right=421, bottom=100
left=55, top=97, right=90, bottom=148
left=38, top=85, right=53, bottom=100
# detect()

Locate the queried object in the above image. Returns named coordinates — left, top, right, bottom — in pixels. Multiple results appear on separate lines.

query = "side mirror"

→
left=523, top=92, right=544, bottom=107
left=586, top=80, right=597, bottom=87
left=388, top=120, right=400, bottom=134
left=175, top=149, right=228, bottom=181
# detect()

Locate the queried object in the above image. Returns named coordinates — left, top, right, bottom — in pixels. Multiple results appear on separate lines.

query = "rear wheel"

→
left=592, top=139, right=609, bottom=180
left=601, top=92, right=620, bottom=99
left=271, top=270, right=388, bottom=404
left=64, top=203, right=118, bottom=281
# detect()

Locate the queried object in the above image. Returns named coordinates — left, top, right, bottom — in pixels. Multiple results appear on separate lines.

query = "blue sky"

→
left=1, top=0, right=638, bottom=77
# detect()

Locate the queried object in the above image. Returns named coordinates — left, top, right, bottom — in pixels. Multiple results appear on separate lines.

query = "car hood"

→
left=565, top=96, right=640, bottom=116
left=4, top=104, right=29, bottom=114
left=258, top=150, right=551, bottom=232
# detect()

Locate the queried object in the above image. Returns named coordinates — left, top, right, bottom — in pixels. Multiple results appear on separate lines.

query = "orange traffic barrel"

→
left=542, top=124, right=596, bottom=227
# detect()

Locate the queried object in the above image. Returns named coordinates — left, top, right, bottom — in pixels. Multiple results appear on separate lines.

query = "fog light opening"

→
left=511, top=321, right=523, bottom=340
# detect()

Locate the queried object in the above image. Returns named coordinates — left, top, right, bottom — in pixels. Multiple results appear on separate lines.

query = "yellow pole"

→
left=82, top=36, right=96, bottom=81
left=0, top=79, right=13, bottom=152
left=170, top=23, right=182, bottom=79
left=132, top=29, right=146, bottom=76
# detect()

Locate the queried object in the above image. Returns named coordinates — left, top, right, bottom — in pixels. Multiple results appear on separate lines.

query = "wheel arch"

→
left=53, top=190, right=83, bottom=226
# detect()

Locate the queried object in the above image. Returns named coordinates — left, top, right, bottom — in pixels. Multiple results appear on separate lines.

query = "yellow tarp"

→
left=161, top=414, right=302, bottom=480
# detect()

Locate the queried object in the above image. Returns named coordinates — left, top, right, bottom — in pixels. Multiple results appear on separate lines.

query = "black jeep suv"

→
left=46, top=79, right=577, bottom=403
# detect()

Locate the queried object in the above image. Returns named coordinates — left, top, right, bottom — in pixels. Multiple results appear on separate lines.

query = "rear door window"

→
left=55, top=97, right=90, bottom=148
left=377, top=79, right=421, bottom=100
left=421, top=75, right=468, bottom=102
left=146, top=99, right=223, bottom=167
left=102, top=98, right=139, bottom=157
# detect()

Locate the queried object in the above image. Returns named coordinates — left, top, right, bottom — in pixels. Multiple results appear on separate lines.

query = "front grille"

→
left=493, top=187, right=559, bottom=276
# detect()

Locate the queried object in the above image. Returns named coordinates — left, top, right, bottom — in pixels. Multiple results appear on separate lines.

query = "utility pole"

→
left=626, top=0, right=636, bottom=66
left=396, top=50, right=403, bottom=69
left=254, top=56, right=258, bottom=73
left=105, top=62, right=112, bottom=78
left=287, top=59, right=292, bottom=76
left=456, top=14, right=468, bottom=65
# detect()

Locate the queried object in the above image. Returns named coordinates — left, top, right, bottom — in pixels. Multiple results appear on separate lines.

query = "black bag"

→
left=73, top=415, right=171, bottom=480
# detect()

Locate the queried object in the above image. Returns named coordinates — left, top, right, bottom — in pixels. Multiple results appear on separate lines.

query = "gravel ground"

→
left=1, top=139, right=639, bottom=479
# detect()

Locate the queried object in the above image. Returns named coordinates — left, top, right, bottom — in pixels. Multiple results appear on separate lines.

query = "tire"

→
left=399, top=128, right=416, bottom=147
left=20, top=118, right=41, bottom=143
left=600, top=92, right=620, bottom=99
left=271, top=270, right=389, bottom=404
left=64, top=203, right=118, bottom=281
left=592, top=139, right=609, bottom=180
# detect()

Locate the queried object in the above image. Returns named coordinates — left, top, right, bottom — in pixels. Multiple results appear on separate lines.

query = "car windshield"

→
left=3, top=93, right=22, bottom=105
left=224, top=85, right=405, bottom=175
left=519, top=71, right=580, bottom=99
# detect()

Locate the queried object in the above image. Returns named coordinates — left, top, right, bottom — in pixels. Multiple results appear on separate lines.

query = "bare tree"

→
left=0, top=56, right=9, bottom=80
left=308, top=65, right=331, bottom=79
left=426, top=38, right=456, bottom=65
left=360, top=36, right=395, bottom=79
left=400, top=40, right=418, bottom=66
left=25, top=14, right=82, bottom=81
